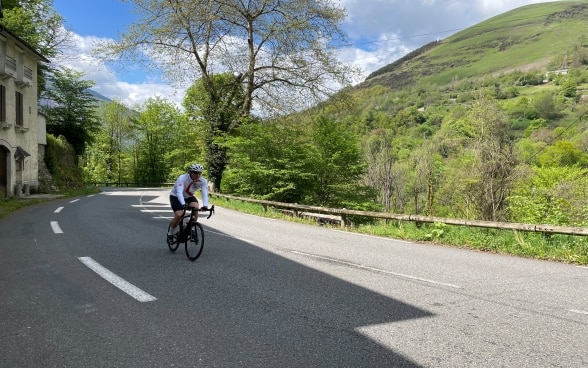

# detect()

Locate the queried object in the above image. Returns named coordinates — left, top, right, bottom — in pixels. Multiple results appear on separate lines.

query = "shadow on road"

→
left=128, top=191, right=435, bottom=367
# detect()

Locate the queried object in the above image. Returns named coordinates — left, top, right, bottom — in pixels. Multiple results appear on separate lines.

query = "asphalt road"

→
left=0, top=188, right=586, bottom=367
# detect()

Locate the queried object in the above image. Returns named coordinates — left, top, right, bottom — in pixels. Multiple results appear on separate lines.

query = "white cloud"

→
left=53, top=33, right=184, bottom=108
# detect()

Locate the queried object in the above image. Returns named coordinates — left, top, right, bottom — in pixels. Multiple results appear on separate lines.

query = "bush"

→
left=45, top=134, right=84, bottom=191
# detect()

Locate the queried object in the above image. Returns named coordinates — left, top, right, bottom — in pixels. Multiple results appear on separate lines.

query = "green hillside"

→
left=362, top=1, right=588, bottom=90
left=299, top=0, right=588, bottom=236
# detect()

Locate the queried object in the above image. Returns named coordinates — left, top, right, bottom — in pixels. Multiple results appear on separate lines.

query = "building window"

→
left=5, top=55, right=16, bottom=76
left=0, top=85, right=5, bottom=122
left=15, top=90, right=23, bottom=126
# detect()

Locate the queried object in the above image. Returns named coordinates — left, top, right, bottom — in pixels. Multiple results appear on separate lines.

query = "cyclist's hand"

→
left=200, top=206, right=208, bottom=211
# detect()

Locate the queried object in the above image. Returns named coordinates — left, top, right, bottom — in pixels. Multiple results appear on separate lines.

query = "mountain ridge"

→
left=358, top=1, right=588, bottom=92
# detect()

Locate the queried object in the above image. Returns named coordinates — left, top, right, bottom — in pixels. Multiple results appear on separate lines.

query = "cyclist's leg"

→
left=169, top=195, right=184, bottom=234
left=186, top=196, right=200, bottom=222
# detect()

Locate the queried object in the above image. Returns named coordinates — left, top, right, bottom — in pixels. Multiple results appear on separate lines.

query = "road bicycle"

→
left=166, top=204, right=215, bottom=261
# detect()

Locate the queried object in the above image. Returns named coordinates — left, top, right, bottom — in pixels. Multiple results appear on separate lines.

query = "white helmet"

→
left=188, top=163, right=204, bottom=173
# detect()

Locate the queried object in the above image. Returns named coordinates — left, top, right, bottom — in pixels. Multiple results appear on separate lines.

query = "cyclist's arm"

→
left=171, top=175, right=187, bottom=206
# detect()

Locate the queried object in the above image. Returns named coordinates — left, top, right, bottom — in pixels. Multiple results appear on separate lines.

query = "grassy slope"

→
left=362, top=1, right=588, bottom=90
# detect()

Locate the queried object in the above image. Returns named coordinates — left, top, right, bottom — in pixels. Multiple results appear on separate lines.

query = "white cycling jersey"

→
left=169, top=172, right=209, bottom=207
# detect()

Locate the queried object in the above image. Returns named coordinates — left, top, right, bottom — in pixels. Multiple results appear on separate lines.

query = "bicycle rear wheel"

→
left=185, top=222, right=204, bottom=261
left=167, top=224, right=180, bottom=252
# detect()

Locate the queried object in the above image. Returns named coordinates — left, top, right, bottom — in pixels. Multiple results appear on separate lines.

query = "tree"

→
left=41, top=68, right=100, bottom=158
left=131, top=97, right=186, bottom=184
left=223, top=119, right=312, bottom=202
left=95, top=0, right=360, bottom=190
left=305, top=116, right=371, bottom=208
left=407, top=142, right=444, bottom=216
left=224, top=115, right=376, bottom=210
left=84, top=100, right=134, bottom=184
left=561, top=77, right=578, bottom=98
left=538, top=140, right=588, bottom=167
left=464, top=101, right=520, bottom=221
left=97, top=0, right=357, bottom=116
left=362, top=129, right=396, bottom=212
left=532, top=91, right=560, bottom=120
left=184, top=73, right=244, bottom=191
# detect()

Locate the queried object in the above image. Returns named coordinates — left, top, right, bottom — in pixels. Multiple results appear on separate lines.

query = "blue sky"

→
left=51, top=0, right=560, bottom=107
left=53, top=0, right=136, bottom=38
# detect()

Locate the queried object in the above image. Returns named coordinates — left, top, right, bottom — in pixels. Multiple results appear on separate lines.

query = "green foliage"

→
left=304, top=116, right=372, bottom=208
left=509, top=166, right=588, bottom=226
left=423, top=222, right=447, bottom=241
left=131, top=97, right=189, bottom=184
left=184, top=73, right=245, bottom=191
left=561, top=77, right=578, bottom=98
left=523, top=118, right=549, bottom=138
left=223, top=120, right=313, bottom=202
left=83, top=100, right=135, bottom=184
left=42, top=68, right=100, bottom=157
left=504, top=96, right=539, bottom=121
left=532, top=91, right=561, bottom=120
left=224, top=116, right=377, bottom=210
left=538, top=140, right=588, bottom=167
left=44, top=134, right=84, bottom=190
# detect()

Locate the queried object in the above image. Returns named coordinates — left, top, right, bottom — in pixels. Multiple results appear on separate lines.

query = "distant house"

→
left=0, top=26, right=49, bottom=197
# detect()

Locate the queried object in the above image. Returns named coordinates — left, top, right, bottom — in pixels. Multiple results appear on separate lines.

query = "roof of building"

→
left=0, top=25, right=50, bottom=63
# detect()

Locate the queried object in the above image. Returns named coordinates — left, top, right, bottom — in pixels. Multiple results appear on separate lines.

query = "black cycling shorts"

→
left=170, top=195, right=198, bottom=212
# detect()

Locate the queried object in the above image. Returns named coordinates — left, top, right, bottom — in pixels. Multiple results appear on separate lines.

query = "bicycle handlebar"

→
left=183, top=204, right=215, bottom=219
left=202, top=205, right=215, bottom=219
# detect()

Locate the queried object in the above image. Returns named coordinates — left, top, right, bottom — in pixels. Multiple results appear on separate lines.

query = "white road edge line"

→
left=569, top=309, right=588, bottom=315
left=78, top=257, right=157, bottom=303
left=291, top=250, right=461, bottom=289
left=54, top=207, right=64, bottom=213
left=69, top=199, right=80, bottom=203
left=50, top=221, right=63, bottom=234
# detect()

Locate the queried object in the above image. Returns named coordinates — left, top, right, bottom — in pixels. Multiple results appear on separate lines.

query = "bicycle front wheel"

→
left=185, top=222, right=204, bottom=261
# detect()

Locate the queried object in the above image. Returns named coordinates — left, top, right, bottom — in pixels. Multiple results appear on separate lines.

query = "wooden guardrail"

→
left=210, top=192, right=588, bottom=237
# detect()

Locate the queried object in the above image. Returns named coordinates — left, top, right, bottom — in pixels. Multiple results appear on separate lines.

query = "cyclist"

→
left=167, top=163, right=209, bottom=241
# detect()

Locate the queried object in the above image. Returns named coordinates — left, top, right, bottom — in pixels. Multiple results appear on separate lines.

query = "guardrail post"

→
left=340, top=214, right=347, bottom=227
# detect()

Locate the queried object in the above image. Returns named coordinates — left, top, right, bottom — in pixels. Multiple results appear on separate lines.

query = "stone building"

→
left=0, top=26, right=49, bottom=197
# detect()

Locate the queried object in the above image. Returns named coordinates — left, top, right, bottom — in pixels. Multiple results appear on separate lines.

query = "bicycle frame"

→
left=175, top=205, right=214, bottom=243
left=179, top=205, right=215, bottom=236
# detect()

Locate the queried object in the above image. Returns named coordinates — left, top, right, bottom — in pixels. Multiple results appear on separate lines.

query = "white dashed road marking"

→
left=78, top=257, right=157, bottom=303
left=50, top=221, right=63, bottom=234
